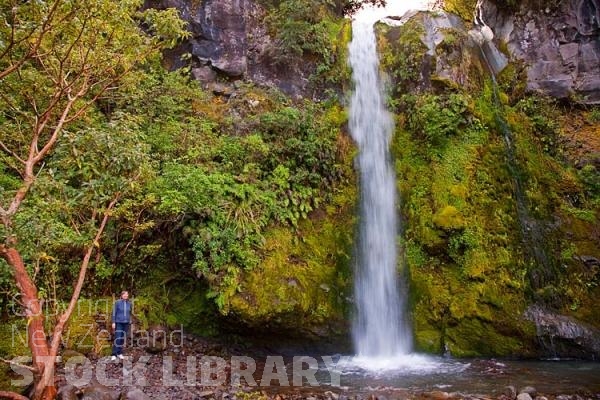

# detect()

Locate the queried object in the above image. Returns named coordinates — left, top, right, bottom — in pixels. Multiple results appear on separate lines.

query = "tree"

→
left=0, top=1, right=188, bottom=398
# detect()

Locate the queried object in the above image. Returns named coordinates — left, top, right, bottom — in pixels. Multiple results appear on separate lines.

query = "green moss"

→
left=433, top=205, right=465, bottom=230
left=229, top=184, right=356, bottom=334
left=62, top=298, right=112, bottom=356
left=445, top=318, right=531, bottom=357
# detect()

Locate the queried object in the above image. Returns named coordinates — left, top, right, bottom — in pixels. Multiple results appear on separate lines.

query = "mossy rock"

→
left=62, top=298, right=112, bottom=357
left=229, top=185, right=356, bottom=338
left=445, top=317, right=536, bottom=357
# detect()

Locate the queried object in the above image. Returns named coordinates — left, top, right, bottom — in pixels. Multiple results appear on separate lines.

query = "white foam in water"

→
left=342, top=354, right=469, bottom=376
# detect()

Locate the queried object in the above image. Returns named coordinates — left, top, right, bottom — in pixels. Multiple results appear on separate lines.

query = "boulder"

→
left=518, top=387, right=537, bottom=397
left=79, top=382, right=120, bottom=400
left=516, top=394, right=533, bottom=400
left=524, top=305, right=600, bottom=359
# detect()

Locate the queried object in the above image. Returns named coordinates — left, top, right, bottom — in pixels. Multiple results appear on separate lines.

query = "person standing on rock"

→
left=111, top=290, right=132, bottom=361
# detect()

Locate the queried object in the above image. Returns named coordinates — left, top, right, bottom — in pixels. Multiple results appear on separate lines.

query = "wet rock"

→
left=503, top=386, right=517, bottom=400
left=576, top=255, right=600, bottom=267
left=381, top=11, right=503, bottom=93
left=524, top=305, right=600, bottom=358
left=516, top=394, right=532, bottom=400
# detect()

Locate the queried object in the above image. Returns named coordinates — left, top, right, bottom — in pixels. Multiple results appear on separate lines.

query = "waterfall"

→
left=348, top=18, right=412, bottom=358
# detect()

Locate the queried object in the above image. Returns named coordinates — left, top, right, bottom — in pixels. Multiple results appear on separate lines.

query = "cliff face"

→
left=376, top=4, right=600, bottom=358
left=481, top=0, right=600, bottom=103
left=144, top=0, right=341, bottom=99
left=140, top=0, right=600, bottom=358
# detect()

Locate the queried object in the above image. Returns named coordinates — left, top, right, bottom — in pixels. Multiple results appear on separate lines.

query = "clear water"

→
left=348, top=17, right=411, bottom=357
left=315, top=357, right=600, bottom=395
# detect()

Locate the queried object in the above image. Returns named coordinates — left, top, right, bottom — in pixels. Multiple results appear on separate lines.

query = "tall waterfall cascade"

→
left=348, top=17, right=412, bottom=358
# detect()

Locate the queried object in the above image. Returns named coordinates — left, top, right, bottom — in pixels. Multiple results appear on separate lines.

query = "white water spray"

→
left=348, top=12, right=411, bottom=359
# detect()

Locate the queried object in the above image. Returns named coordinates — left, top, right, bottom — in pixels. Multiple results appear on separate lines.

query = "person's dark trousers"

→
left=112, top=322, right=130, bottom=356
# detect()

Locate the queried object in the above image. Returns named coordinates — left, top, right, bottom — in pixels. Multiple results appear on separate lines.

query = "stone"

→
left=559, top=43, right=579, bottom=64
left=516, top=393, right=532, bottom=400
left=192, top=66, right=217, bottom=83
left=209, top=82, right=234, bottom=97
left=57, top=384, right=81, bottom=400
left=518, top=387, right=537, bottom=397
left=123, top=388, right=151, bottom=400
left=325, top=391, right=340, bottom=400
left=524, top=305, right=600, bottom=358
left=427, top=391, right=450, bottom=400
left=502, top=385, right=517, bottom=400
left=578, top=255, right=600, bottom=266
left=79, top=382, right=120, bottom=400
left=145, top=0, right=325, bottom=99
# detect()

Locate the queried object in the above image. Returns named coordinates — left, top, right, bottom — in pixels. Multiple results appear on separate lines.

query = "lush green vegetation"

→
left=378, top=13, right=600, bottom=356
left=0, top=1, right=357, bottom=370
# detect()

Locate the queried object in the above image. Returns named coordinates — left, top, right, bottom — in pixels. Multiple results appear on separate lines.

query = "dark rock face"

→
left=145, top=0, right=248, bottom=77
left=145, top=0, right=318, bottom=99
left=481, top=0, right=600, bottom=103
left=525, top=305, right=600, bottom=359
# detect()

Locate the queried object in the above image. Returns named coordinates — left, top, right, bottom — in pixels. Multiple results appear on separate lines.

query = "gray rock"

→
left=524, top=305, right=600, bottom=359
left=516, top=393, right=532, bottom=400
left=145, top=0, right=327, bottom=99
left=518, top=387, right=537, bottom=397
left=481, top=0, right=600, bottom=103
left=576, top=255, right=600, bottom=266
left=80, top=383, right=120, bottom=400
left=209, top=82, right=234, bottom=97
left=192, top=66, right=217, bottom=83
left=503, top=385, right=517, bottom=400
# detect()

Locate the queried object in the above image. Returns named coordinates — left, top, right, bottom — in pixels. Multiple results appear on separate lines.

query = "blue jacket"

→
left=112, top=299, right=132, bottom=323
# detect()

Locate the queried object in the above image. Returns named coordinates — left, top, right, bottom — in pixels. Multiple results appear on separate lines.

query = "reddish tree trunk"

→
left=0, top=246, right=57, bottom=400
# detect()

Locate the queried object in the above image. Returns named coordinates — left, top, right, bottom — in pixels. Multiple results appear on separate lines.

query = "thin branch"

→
left=49, top=195, right=120, bottom=356
left=0, top=357, right=37, bottom=372
left=0, top=141, right=25, bottom=165
left=0, top=0, right=64, bottom=80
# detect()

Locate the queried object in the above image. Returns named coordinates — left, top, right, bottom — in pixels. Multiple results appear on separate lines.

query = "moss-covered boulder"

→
left=229, top=186, right=356, bottom=341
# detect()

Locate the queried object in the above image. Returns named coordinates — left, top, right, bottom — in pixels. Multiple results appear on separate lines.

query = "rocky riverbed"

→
left=47, top=333, right=600, bottom=400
